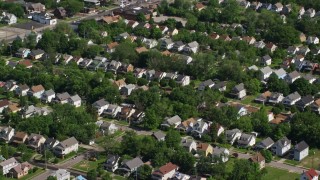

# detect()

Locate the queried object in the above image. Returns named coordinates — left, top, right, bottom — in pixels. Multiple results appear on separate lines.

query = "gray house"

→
left=294, top=141, right=309, bottom=161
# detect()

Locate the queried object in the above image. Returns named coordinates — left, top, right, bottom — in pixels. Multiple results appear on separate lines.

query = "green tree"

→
left=261, top=150, right=272, bottom=163
left=150, top=27, right=162, bottom=39
left=245, top=79, right=261, bottom=95
left=136, top=12, right=146, bottom=22
left=165, top=129, right=181, bottom=149
left=136, top=164, right=152, bottom=180
left=47, top=176, right=57, bottom=180
left=1, top=145, right=9, bottom=159
left=87, top=169, right=97, bottom=180
left=229, top=159, right=264, bottom=180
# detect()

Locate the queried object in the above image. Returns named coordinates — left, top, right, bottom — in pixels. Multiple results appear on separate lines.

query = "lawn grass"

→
left=262, top=166, right=299, bottom=180
left=72, top=155, right=106, bottom=172
left=284, top=159, right=300, bottom=166
left=299, top=149, right=320, bottom=169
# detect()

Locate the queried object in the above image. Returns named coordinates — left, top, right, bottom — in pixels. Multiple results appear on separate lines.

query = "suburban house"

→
left=55, top=92, right=71, bottom=104
left=255, top=91, right=272, bottom=104
left=0, top=126, right=15, bottom=143
left=103, top=104, right=122, bottom=118
left=28, top=85, right=45, bottom=98
left=268, top=92, right=284, bottom=104
left=31, top=12, right=57, bottom=25
left=41, top=89, right=56, bottom=103
left=255, top=137, right=274, bottom=149
left=160, top=38, right=174, bottom=50
left=261, top=55, right=272, bottom=66
left=53, top=137, right=79, bottom=157
left=27, top=133, right=46, bottom=150
left=181, top=139, right=197, bottom=152
left=226, top=129, right=242, bottom=145
left=15, top=84, right=30, bottom=96
left=152, top=131, right=166, bottom=141
left=43, top=138, right=60, bottom=150
left=68, top=94, right=82, bottom=107
left=283, top=92, right=301, bottom=106
left=175, top=75, right=190, bottom=86
left=307, top=36, right=320, bottom=45
left=120, top=84, right=136, bottom=96
left=271, top=137, right=291, bottom=156
left=161, top=115, right=182, bottom=128
left=300, top=169, right=318, bottom=180
left=249, top=153, right=265, bottom=169
left=260, top=66, right=273, bottom=80
left=212, top=146, right=230, bottom=163
left=24, top=2, right=45, bottom=13
left=100, top=122, right=118, bottom=135
left=30, top=49, right=45, bottom=60
left=173, top=41, right=185, bottom=52
left=104, top=155, right=120, bottom=172
left=152, top=162, right=179, bottom=180
left=22, top=105, right=51, bottom=118
left=183, top=41, right=199, bottom=54
left=274, top=68, right=287, bottom=79
left=113, top=79, right=126, bottom=90
left=119, top=157, right=144, bottom=174
left=197, top=143, right=213, bottom=156
left=53, top=7, right=67, bottom=19
left=10, top=162, right=33, bottom=179
left=285, top=71, right=301, bottom=84
left=106, top=42, right=119, bottom=53
left=198, top=79, right=215, bottom=91
left=50, top=169, right=70, bottom=180
left=0, top=157, right=19, bottom=175
left=311, top=99, right=320, bottom=114
left=237, top=133, right=256, bottom=147
left=296, top=95, right=314, bottom=110
left=1, top=12, right=17, bottom=25
left=294, top=141, right=309, bottom=161
left=117, top=107, right=135, bottom=120
left=0, top=99, right=9, bottom=113
left=12, top=132, right=29, bottom=145
left=230, top=83, right=246, bottom=99
left=191, top=119, right=210, bottom=138
left=16, top=48, right=31, bottom=58
left=177, top=118, right=197, bottom=132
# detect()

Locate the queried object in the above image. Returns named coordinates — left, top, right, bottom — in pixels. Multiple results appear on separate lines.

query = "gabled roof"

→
left=274, top=68, right=287, bottom=77
left=0, top=99, right=10, bottom=108
left=57, top=137, right=78, bottom=149
left=233, top=83, right=245, bottom=92
left=43, top=89, right=55, bottom=96
left=304, top=169, right=319, bottom=180
left=258, top=137, right=274, bottom=148
left=296, top=95, right=314, bottom=106
left=70, top=94, right=81, bottom=102
left=165, top=115, right=182, bottom=125
left=124, top=157, right=144, bottom=170
left=93, top=98, right=109, bottom=107
left=0, top=157, right=18, bottom=167
left=153, top=162, right=178, bottom=176
left=285, top=92, right=301, bottom=101
left=295, top=141, right=309, bottom=152
left=274, top=137, right=291, bottom=148
left=31, top=85, right=45, bottom=93
left=152, top=131, right=166, bottom=140
left=260, top=66, right=273, bottom=75
left=249, top=153, right=265, bottom=163
left=56, top=92, right=70, bottom=101
left=287, top=71, right=300, bottom=79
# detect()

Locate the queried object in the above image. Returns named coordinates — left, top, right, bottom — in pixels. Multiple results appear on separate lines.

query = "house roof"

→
left=43, top=89, right=55, bottom=96
left=260, top=66, right=273, bottom=75
left=152, top=131, right=166, bottom=140
left=274, top=68, right=287, bottom=77
left=31, top=49, right=45, bottom=55
left=93, top=98, right=109, bottom=107
left=304, top=169, right=319, bottom=180
left=288, top=71, right=300, bottom=79
left=125, top=157, right=144, bottom=170
left=187, top=41, right=199, bottom=48
left=0, top=99, right=10, bottom=108
left=31, top=85, right=45, bottom=93
left=14, top=131, right=28, bottom=139
left=295, top=141, right=309, bottom=152
left=107, top=42, right=119, bottom=49
left=70, top=94, right=81, bottom=102
left=58, top=137, right=78, bottom=149
left=166, top=115, right=182, bottom=125
left=233, top=83, right=245, bottom=92
left=114, top=79, right=126, bottom=87
left=258, top=137, right=274, bottom=148
left=56, top=92, right=71, bottom=101
left=200, top=79, right=214, bottom=87
left=285, top=91, right=301, bottom=101
left=180, top=118, right=197, bottom=128
left=175, top=41, right=184, bottom=46
left=181, top=139, right=195, bottom=148
left=18, top=60, right=32, bottom=67
left=296, top=95, right=314, bottom=106
left=197, top=143, right=211, bottom=151
left=0, top=157, right=17, bottom=167
left=262, top=55, right=272, bottom=61
left=135, top=47, right=148, bottom=54
left=153, top=162, right=178, bottom=176
left=18, top=84, right=29, bottom=91
left=226, top=128, right=241, bottom=136
left=249, top=153, right=265, bottom=163
left=274, top=136, right=291, bottom=148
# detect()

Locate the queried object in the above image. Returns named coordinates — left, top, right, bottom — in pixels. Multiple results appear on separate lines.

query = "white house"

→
left=41, top=89, right=55, bottom=103
left=294, top=141, right=309, bottom=161
left=226, top=129, right=242, bottom=145
left=212, top=147, right=230, bottom=163
left=307, top=36, right=319, bottom=45
left=68, top=94, right=81, bottom=107
left=92, top=99, right=109, bottom=116
left=271, top=137, right=291, bottom=156
left=183, top=41, right=199, bottom=54
left=1, top=12, right=17, bottom=25
left=181, top=139, right=197, bottom=152
left=15, top=84, right=30, bottom=97
left=231, top=83, right=246, bottom=99
left=261, top=55, right=272, bottom=66
left=237, top=133, right=256, bottom=147
left=0, top=126, right=15, bottom=143
left=175, top=75, right=190, bottom=86
left=198, top=79, right=215, bottom=91
left=260, top=66, right=273, bottom=80
left=100, top=122, right=118, bottom=135
left=53, top=137, right=78, bottom=157
left=161, top=115, right=182, bottom=128
left=300, top=169, right=318, bottom=180
left=0, top=157, right=19, bottom=175
left=151, top=162, right=179, bottom=180
left=28, top=85, right=45, bottom=99
left=103, top=104, right=122, bottom=118
left=31, top=12, right=57, bottom=25
left=283, top=92, right=301, bottom=106
left=51, top=169, right=70, bottom=180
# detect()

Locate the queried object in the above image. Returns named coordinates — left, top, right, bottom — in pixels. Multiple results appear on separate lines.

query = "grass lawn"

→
left=262, top=167, right=299, bottom=180
left=72, top=155, right=106, bottom=172
left=299, top=149, right=320, bottom=169
left=284, top=159, right=300, bottom=166
left=113, top=176, right=126, bottom=180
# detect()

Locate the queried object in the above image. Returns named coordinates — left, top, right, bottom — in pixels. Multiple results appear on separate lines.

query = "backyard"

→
left=262, top=167, right=299, bottom=180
